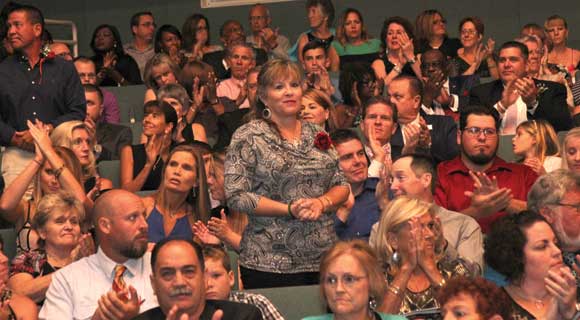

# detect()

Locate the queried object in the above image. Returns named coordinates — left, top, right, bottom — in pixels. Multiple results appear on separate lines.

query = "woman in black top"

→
left=415, top=10, right=461, bottom=59
left=90, top=24, right=142, bottom=86
left=120, top=100, right=177, bottom=192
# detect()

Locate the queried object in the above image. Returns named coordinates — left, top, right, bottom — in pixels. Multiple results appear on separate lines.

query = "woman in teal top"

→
left=302, top=240, right=406, bottom=320
left=332, top=8, right=380, bottom=70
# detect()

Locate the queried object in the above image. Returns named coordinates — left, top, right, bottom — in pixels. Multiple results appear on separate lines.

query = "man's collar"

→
left=96, top=246, right=145, bottom=278
left=446, top=156, right=513, bottom=175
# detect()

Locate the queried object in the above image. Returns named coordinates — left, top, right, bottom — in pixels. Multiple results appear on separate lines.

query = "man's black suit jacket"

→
left=391, top=111, right=459, bottom=164
left=132, top=300, right=263, bottom=320
left=468, top=79, right=572, bottom=132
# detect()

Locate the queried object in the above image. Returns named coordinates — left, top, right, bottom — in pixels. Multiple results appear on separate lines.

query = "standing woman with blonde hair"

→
left=50, top=121, right=113, bottom=194
left=415, top=10, right=461, bottom=58
left=512, top=119, right=561, bottom=174
left=225, top=59, right=349, bottom=289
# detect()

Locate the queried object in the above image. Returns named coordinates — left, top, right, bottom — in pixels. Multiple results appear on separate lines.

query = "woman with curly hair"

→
left=484, top=211, right=578, bottom=319
left=438, top=276, right=511, bottom=320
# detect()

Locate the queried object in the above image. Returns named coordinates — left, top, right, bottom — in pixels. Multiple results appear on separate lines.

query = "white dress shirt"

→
left=422, top=78, right=459, bottom=116
left=40, top=248, right=158, bottom=320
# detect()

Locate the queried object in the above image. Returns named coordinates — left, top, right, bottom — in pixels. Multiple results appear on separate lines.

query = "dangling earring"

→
left=392, top=251, right=399, bottom=264
left=368, top=296, right=377, bottom=311
left=113, top=42, right=117, bottom=48
left=191, top=187, right=197, bottom=198
left=262, top=107, right=271, bottom=119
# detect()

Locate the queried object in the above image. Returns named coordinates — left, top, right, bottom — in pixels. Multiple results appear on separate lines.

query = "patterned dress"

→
left=225, top=120, right=347, bottom=273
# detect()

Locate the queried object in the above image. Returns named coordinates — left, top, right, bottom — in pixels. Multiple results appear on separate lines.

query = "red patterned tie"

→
left=112, top=265, right=127, bottom=298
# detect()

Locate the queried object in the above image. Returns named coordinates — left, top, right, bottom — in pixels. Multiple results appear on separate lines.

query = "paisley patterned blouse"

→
left=225, top=120, right=347, bottom=273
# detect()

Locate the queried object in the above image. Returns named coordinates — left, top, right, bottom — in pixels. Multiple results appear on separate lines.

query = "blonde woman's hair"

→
left=415, top=9, right=446, bottom=44
left=515, top=120, right=560, bottom=163
left=319, top=240, right=387, bottom=310
left=374, top=196, right=434, bottom=274
left=143, top=53, right=180, bottom=90
left=562, top=127, right=580, bottom=170
left=302, top=88, right=338, bottom=131
left=32, top=190, right=85, bottom=247
left=50, top=121, right=96, bottom=180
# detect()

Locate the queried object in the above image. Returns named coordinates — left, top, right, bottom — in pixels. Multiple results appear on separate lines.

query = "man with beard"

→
left=134, top=238, right=262, bottom=320
left=435, top=105, right=538, bottom=233
left=40, top=190, right=158, bottom=320
left=528, top=170, right=580, bottom=294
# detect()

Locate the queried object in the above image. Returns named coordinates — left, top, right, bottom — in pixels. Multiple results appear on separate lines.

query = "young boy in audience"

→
left=202, top=245, right=284, bottom=320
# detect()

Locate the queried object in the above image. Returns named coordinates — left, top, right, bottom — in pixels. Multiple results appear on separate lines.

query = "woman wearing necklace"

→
left=225, top=59, right=349, bottom=289
left=120, top=100, right=177, bottom=192
left=545, top=15, right=580, bottom=78
left=141, top=144, right=211, bottom=244
left=485, top=211, right=579, bottom=320
left=8, top=191, right=92, bottom=306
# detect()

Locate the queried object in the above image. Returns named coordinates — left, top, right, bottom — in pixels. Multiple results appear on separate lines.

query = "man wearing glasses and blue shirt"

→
left=435, top=105, right=538, bottom=233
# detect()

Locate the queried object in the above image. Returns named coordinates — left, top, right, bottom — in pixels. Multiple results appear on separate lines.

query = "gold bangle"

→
left=387, top=284, right=402, bottom=296
left=436, top=278, right=447, bottom=288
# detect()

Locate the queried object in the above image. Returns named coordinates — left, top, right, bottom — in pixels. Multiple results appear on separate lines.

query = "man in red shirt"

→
left=435, top=105, right=538, bottom=233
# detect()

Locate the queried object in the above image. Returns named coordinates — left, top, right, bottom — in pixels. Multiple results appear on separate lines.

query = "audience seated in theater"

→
left=216, top=42, right=256, bottom=109
left=545, top=15, right=580, bottom=78
left=421, top=49, right=479, bottom=121
left=225, top=59, right=348, bottom=289
left=303, top=240, right=405, bottom=320
left=370, top=154, right=484, bottom=273
left=203, top=245, right=284, bottom=320
left=516, top=35, right=576, bottom=110
left=357, top=97, right=397, bottom=178
left=387, top=75, right=459, bottom=164
left=469, top=41, right=573, bottom=134
left=179, top=60, right=221, bottom=145
left=246, top=4, right=290, bottom=60
left=302, top=41, right=340, bottom=103
left=181, top=13, right=222, bottom=62
left=332, top=8, right=380, bottom=69
left=512, top=119, right=562, bottom=174
left=50, top=121, right=114, bottom=195
left=90, top=24, right=142, bottom=86
left=336, top=62, right=380, bottom=128
left=485, top=211, right=579, bottom=319
left=48, top=42, right=72, bottom=61
left=133, top=238, right=261, bottom=320
left=451, top=17, right=498, bottom=79
left=74, top=57, right=121, bottom=124
left=8, top=191, right=93, bottom=305
left=123, top=12, right=156, bottom=79
left=0, top=121, right=88, bottom=253
left=0, top=235, right=38, bottom=319
left=415, top=9, right=461, bottom=59
left=40, top=189, right=157, bottom=319
left=371, top=16, right=421, bottom=85
left=563, top=127, right=580, bottom=174
left=300, top=88, right=338, bottom=131
left=81, top=84, right=132, bottom=162
left=438, top=276, right=511, bottom=320
left=120, top=100, right=177, bottom=192
left=154, top=24, right=187, bottom=68
left=435, top=105, right=537, bottom=233
left=330, top=129, right=383, bottom=241
left=296, top=0, right=339, bottom=71
left=143, top=53, right=180, bottom=104
left=202, top=20, right=267, bottom=80
left=157, top=83, right=207, bottom=144
left=528, top=170, right=580, bottom=292
left=141, top=144, right=211, bottom=244
left=373, top=196, right=472, bottom=316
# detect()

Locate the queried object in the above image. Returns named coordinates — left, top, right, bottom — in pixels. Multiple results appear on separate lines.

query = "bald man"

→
left=246, top=4, right=289, bottom=60
left=40, top=190, right=158, bottom=320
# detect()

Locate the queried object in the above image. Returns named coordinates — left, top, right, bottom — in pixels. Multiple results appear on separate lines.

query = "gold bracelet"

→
left=387, top=284, right=402, bottom=296
left=436, top=278, right=447, bottom=288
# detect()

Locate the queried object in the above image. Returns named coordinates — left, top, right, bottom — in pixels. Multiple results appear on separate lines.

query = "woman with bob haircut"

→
left=373, top=196, right=471, bottom=315
left=225, top=59, right=349, bottom=289
left=301, top=88, right=339, bottom=131
left=303, top=240, right=405, bottom=320
left=143, top=53, right=181, bottom=104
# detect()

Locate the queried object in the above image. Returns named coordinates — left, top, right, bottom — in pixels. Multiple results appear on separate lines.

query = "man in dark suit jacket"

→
left=387, top=75, right=459, bottom=164
left=421, top=49, right=480, bottom=121
left=84, top=85, right=132, bottom=161
left=202, top=20, right=267, bottom=80
left=133, top=238, right=262, bottom=320
left=469, top=41, right=572, bottom=132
